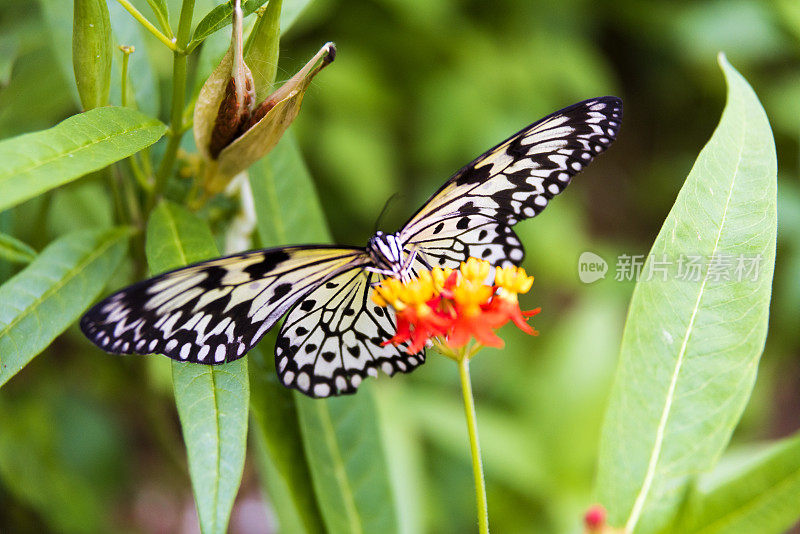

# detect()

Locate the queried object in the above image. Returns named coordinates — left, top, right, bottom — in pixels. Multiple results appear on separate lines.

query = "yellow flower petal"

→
left=495, top=265, right=534, bottom=295
left=431, top=266, right=454, bottom=292
left=460, top=257, right=491, bottom=283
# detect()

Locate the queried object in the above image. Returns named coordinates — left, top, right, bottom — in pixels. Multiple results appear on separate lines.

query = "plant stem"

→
left=120, top=46, right=131, bottom=107
left=150, top=0, right=195, bottom=209
left=458, top=357, right=489, bottom=534
left=115, top=0, right=178, bottom=52
left=118, top=45, right=154, bottom=191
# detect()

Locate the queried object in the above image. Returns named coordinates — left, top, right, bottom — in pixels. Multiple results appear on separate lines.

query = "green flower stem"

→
left=458, top=356, right=489, bottom=534
left=119, top=46, right=152, bottom=192
left=120, top=46, right=131, bottom=107
left=151, top=0, right=194, bottom=208
left=115, top=0, right=178, bottom=52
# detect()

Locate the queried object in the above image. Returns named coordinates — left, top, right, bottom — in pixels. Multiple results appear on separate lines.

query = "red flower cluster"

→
left=371, top=258, right=541, bottom=354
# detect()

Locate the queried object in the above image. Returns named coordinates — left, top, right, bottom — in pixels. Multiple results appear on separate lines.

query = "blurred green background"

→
left=1, top=0, right=799, bottom=532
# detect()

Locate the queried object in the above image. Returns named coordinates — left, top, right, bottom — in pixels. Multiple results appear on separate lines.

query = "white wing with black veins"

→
left=400, top=97, right=622, bottom=269
left=80, top=246, right=370, bottom=364
left=276, top=268, right=424, bottom=397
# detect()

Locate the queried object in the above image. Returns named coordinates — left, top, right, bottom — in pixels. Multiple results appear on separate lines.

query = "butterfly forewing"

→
left=400, top=97, right=622, bottom=268
left=406, top=213, right=525, bottom=269
left=80, top=246, right=370, bottom=364
left=276, top=269, right=424, bottom=397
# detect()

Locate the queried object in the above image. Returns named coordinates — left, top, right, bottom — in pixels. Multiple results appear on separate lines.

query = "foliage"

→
left=597, top=54, right=778, bottom=533
left=0, top=0, right=798, bottom=533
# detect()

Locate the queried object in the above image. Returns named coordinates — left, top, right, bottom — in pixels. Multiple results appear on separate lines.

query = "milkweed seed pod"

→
left=193, top=0, right=335, bottom=196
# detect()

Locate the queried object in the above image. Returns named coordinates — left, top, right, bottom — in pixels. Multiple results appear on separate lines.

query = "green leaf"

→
left=249, top=133, right=331, bottom=245
left=0, top=228, right=130, bottom=387
left=247, top=137, right=330, bottom=534
left=248, top=135, right=399, bottom=534
left=296, top=391, right=399, bottom=534
left=47, top=180, right=115, bottom=236
left=145, top=200, right=249, bottom=534
left=671, top=434, right=800, bottom=534
left=0, top=107, right=166, bottom=213
left=145, top=0, right=172, bottom=37
left=0, top=232, right=37, bottom=264
left=596, top=54, right=777, bottom=533
left=249, top=344, right=326, bottom=534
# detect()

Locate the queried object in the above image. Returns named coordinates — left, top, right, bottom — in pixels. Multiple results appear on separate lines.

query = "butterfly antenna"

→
left=374, top=193, right=401, bottom=233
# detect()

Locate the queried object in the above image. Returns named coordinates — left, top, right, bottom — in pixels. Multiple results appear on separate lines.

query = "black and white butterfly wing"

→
left=400, top=97, right=622, bottom=269
left=275, top=268, right=424, bottom=397
left=80, top=246, right=370, bottom=364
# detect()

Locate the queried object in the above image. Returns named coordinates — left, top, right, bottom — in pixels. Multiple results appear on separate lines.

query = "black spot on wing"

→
left=243, top=249, right=291, bottom=278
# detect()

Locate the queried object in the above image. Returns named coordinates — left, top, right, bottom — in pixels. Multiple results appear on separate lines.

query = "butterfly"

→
left=81, top=97, right=622, bottom=398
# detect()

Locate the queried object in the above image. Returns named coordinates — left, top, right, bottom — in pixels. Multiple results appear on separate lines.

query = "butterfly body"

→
left=81, top=97, right=622, bottom=397
left=365, top=231, right=419, bottom=281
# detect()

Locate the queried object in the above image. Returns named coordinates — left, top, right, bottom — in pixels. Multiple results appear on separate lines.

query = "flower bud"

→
left=73, top=0, right=113, bottom=110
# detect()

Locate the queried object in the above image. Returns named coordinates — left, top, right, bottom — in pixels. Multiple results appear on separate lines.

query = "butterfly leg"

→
left=365, top=265, right=394, bottom=279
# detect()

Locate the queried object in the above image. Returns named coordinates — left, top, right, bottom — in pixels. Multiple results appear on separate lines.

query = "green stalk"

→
left=119, top=45, right=152, bottom=192
left=120, top=45, right=132, bottom=107
left=115, top=0, right=178, bottom=51
left=458, top=357, right=489, bottom=534
left=150, top=0, right=194, bottom=209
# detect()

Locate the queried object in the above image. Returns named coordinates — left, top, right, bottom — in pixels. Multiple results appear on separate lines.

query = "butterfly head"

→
left=366, top=231, right=415, bottom=281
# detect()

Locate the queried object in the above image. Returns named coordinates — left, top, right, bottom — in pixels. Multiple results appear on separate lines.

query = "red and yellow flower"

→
left=371, top=257, right=540, bottom=357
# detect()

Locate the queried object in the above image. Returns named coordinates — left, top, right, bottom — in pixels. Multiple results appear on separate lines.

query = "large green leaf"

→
left=145, top=200, right=249, bottom=534
left=249, top=343, right=325, bottom=534
left=295, top=390, right=399, bottom=534
left=0, top=227, right=130, bottom=387
left=246, top=136, right=330, bottom=534
left=248, top=135, right=399, bottom=534
left=249, top=134, right=330, bottom=246
left=596, top=55, right=777, bottom=533
left=0, top=106, right=166, bottom=213
left=671, top=434, right=800, bottom=533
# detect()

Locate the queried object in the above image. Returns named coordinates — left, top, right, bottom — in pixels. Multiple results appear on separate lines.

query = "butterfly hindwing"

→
left=80, top=246, right=370, bottom=364
left=401, top=97, right=622, bottom=268
left=276, top=269, right=424, bottom=397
